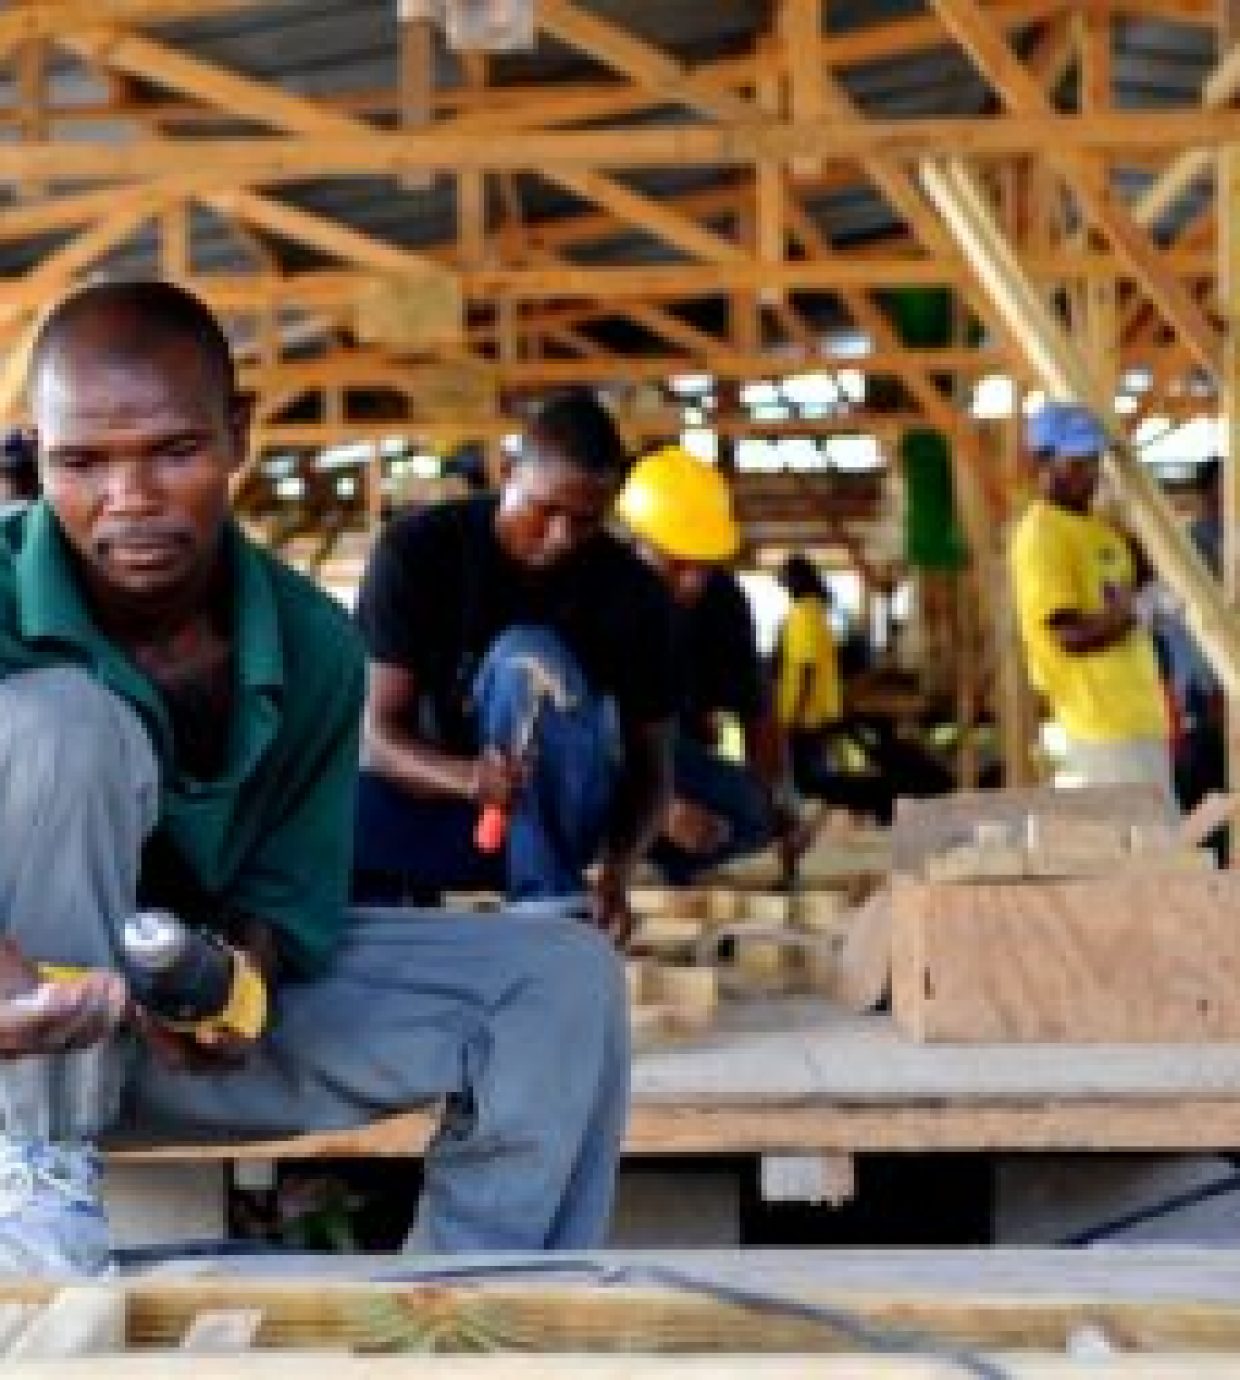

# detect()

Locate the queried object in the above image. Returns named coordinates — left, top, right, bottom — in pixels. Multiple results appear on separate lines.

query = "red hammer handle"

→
left=474, top=802, right=509, bottom=853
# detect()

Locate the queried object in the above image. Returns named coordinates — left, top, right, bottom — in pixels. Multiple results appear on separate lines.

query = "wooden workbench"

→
left=109, top=996, right=1240, bottom=1163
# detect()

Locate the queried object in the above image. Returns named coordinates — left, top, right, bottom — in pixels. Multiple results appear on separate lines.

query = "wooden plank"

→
left=891, top=785, right=1167, bottom=873
left=6, top=1352, right=1240, bottom=1377
left=64, top=24, right=450, bottom=295
left=202, top=190, right=441, bottom=277
left=19, top=1258, right=1240, bottom=1357
left=180, top=1309, right=264, bottom=1353
left=547, top=170, right=747, bottom=264
left=397, top=12, right=435, bottom=193
left=535, top=0, right=759, bottom=124
left=16, top=110, right=1240, bottom=186
left=456, top=53, right=487, bottom=269
left=781, top=0, right=825, bottom=176
left=160, top=201, right=191, bottom=280
left=819, top=886, right=892, bottom=1012
left=1134, top=34, right=1240, bottom=228
left=7, top=1288, right=125, bottom=1358
left=892, top=872, right=1240, bottom=1043
left=61, top=26, right=366, bottom=139
left=101, top=1091, right=1240, bottom=1160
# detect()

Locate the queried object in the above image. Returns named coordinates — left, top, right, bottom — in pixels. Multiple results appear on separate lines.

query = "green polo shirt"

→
left=0, top=502, right=364, bottom=975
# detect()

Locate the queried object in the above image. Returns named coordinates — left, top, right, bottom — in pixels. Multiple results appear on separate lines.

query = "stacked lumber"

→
left=625, top=885, right=859, bottom=1018
left=892, top=807, right=1240, bottom=1043
left=703, top=822, right=891, bottom=890
left=923, top=815, right=1211, bottom=883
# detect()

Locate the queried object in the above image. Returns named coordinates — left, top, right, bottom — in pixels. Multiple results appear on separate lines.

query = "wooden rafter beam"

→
left=53, top=19, right=458, bottom=362
left=0, top=165, right=817, bottom=258
left=56, top=23, right=448, bottom=282
left=535, top=0, right=759, bottom=124
left=545, top=169, right=746, bottom=264
left=920, top=154, right=1240, bottom=700
left=57, top=25, right=367, bottom=139
left=239, top=346, right=994, bottom=395
left=1132, top=37, right=1240, bottom=230
left=234, top=335, right=1223, bottom=396
left=0, top=5, right=1073, bottom=135
left=248, top=410, right=918, bottom=453
left=815, top=0, right=1206, bottom=72
left=783, top=202, right=970, bottom=435
left=0, top=0, right=262, bottom=51
left=456, top=52, right=488, bottom=269
left=200, top=189, right=442, bottom=278
left=0, top=3, right=1211, bottom=131
left=60, top=23, right=836, bottom=392
left=929, top=0, right=1221, bottom=373
left=0, top=196, right=172, bottom=414
left=458, top=251, right=1216, bottom=300
left=13, top=110, right=1240, bottom=184
left=0, top=246, right=1216, bottom=336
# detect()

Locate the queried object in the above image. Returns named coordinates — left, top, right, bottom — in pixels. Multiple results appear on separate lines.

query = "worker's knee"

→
left=0, top=667, right=158, bottom=818
left=475, top=624, right=590, bottom=705
left=538, top=920, right=627, bottom=1049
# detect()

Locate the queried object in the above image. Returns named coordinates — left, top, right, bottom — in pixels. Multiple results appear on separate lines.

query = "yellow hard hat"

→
left=615, top=445, right=740, bottom=561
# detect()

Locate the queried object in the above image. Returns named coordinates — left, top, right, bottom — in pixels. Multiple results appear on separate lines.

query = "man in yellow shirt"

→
left=1010, top=402, right=1173, bottom=801
left=776, top=554, right=842, bottom=793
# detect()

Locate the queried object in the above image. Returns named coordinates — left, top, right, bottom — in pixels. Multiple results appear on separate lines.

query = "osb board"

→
left=892, top=872, right=1240, bottom=1044
left=891, top=785, right=1169, bottom=874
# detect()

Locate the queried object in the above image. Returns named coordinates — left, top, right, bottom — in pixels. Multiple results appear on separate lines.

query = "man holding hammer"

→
left=354, top=389, right=678, bottom=938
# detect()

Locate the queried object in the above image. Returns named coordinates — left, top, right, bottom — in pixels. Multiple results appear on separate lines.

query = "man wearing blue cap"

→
left=1010, top=402, right=1173, bottom=800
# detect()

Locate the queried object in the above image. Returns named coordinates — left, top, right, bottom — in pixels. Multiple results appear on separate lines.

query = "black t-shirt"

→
left=677, top=568, right=766, bottom=731
left=356, top=496, right=679, bottom=752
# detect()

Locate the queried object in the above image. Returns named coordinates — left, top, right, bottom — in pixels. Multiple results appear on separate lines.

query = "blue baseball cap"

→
left=1024, top=403, right=1108, bottom=460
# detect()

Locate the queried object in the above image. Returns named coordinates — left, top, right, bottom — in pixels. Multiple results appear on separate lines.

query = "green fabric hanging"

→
left=885, top=289, right=969, bottom=569
left=884, top=287, right=953, bottom=349
left=902, top=428, right=968, bottom=570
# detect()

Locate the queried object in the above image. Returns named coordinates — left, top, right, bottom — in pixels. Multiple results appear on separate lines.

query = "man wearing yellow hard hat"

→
left=616, top=445, right=800, bottom=881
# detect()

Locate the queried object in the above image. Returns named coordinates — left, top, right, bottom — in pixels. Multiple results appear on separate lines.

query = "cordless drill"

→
left=119, top=910, right=268, bottom=1041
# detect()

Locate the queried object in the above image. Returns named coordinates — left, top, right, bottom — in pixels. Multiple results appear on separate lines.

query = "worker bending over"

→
left=616, top=446, right=800, bottom=881
left=353, top=388, right=676, bottom=936
left=0, top=283, right=627, bottom=1273
left=1010, top=402, right=1173, bottom=802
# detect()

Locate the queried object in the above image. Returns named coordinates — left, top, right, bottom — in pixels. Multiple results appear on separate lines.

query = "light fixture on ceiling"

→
left=399, top=0, right=535, bottom=52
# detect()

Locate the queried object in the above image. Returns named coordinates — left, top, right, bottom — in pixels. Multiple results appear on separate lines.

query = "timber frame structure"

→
left=0, top=1, right=1238, bottom=704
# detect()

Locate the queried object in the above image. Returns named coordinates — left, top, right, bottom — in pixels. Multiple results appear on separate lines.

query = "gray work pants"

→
left=0, top=668, right=629, bottom=1252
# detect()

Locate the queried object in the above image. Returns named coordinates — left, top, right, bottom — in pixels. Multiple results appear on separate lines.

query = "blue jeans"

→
left=0, top=667, right=629, bottom=1253
left=354, top=626, right=619, bottom=902
left=651, top=734, right=775, bottom=884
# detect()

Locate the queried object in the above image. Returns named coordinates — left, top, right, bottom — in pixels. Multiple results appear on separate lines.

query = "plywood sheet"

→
left=892, top=872, right=1240, bottom=1043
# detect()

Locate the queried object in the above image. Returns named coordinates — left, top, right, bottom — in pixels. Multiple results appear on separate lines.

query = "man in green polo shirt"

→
left=0, top=281, right=627, bottom=1273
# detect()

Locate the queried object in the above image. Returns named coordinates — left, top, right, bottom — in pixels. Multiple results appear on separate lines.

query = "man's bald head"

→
left=29, top=279, right=236, bottom=412
left=31, top=280, right=249, bottom=607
